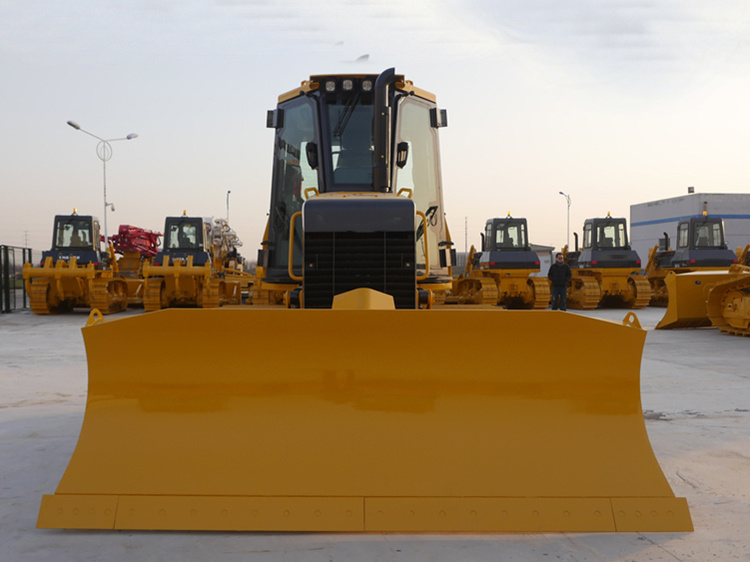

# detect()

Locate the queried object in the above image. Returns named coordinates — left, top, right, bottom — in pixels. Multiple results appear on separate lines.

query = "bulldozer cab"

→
left=155, top=216, right=212, bottom=266
left=671, top=216, right=736, bottom=267
left=474, top=216, right=540, bottom=271
left=260, top=70, right=452, bottom=297
left=483, top=217, right=529, bottom=251
left=576, top=216, right=641, bottom=269
left=52, top=215, right=98, bottom=250
left=43, top=214, right=103, bottom=266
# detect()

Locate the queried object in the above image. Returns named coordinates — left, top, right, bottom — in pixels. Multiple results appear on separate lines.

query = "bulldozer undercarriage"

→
left=89, top=278, right=128, bottom=315
left=446, top=276, right=550, bottom=309
left=706, top=266, right=750, bottom=336
left=143, top=276, right=236, bottom=311
left=27, top=275, right=127, bottom=315
left=567, top=277, right=601, bottom=310
left=625, top=277, right=652, bottom=309
left=447, top=277, right=498, bottom=305
left=568, top=274, right=650, bottom=310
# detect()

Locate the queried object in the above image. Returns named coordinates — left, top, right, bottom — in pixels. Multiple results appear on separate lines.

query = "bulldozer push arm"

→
left=38, top=306, right=691, bottom=532
left=38, top=69, right=691, bottom=533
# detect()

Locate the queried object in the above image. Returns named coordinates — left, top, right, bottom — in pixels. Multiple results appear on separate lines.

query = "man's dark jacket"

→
left=548, top=262, right=572, bottom=287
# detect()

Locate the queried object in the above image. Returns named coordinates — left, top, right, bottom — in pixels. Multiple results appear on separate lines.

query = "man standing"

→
left=548, top=253, right=572, bottom=311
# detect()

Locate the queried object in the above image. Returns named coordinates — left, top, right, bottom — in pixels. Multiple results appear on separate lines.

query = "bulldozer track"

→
left=445, top=276, right=498, bottom=305
left=29, top=278, right=52, bottom=315
left=143, top=279, right=165, bottom=312
left=628, top=277, right=652, bottom=309
left=706, top=267, right=750, bottom=336
left=89, top=279, right=128, bottom=315
left=529, top=277, right=551, bottom=309
left=567, top=276, right=601, bottom=310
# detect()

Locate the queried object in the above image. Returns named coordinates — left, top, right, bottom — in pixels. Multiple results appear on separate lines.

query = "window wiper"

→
left=332, top=90, right=361, bottom=138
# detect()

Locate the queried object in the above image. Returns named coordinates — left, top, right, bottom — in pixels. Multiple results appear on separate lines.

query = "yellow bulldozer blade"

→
left=38, top=302, right=691, bottom=533
left=656, top=270, right=730, bottom=329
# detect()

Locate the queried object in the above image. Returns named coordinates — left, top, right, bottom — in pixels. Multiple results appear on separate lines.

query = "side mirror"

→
left=267, top=109, right=284, bottom=129
left=430, top=108, right=448, bottom=128
left=396, top=141, right=409, bottom=168
left=305, top=142, right=319, bottom=170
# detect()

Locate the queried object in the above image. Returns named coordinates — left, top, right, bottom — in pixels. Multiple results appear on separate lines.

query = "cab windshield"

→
left=53, top=217, right=94, bottom=249
left=596, top=221, right=627, bottom=249
left=325, top=98, right=374, bottom=189
left=165, top=219, right=203, bottom=250
left=694, top=221, right=723, bottom=248
left=494, top=222, right=527, bottom=249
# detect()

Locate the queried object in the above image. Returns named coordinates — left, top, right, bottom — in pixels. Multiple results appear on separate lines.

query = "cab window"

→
left=269, top=96, right=318, bottom=273
left=393, top=97, right=446, bottom=276
left=583, top=224, right=592, bottom=249
left=677, top=223, right=689, bottom=248
left=54, top=217, right=93, bottom=249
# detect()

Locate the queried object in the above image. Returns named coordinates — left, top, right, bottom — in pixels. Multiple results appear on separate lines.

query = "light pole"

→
left=559, top=191, right=571, bottom=249
left=67, top=121, right=138, bottom=247
left=226, top=190, right=231, bottom=221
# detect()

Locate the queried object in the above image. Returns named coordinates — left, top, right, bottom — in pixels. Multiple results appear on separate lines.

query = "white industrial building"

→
left=630, top=191, right=750, bottom=264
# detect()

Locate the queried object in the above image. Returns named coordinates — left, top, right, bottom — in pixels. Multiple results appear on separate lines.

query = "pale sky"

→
left=2, top=0, right=750, bottom=256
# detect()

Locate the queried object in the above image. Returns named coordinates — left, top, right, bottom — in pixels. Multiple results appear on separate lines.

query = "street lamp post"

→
left=559, top=191, right=571, bottom=249
left=227, top=190, right=231, bottom=221
left=67, top=121, right=138, bottom=247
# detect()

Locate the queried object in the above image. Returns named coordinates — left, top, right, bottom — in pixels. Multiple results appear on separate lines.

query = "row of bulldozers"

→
left=23, top=213, right=252, bottom=314
left=37, top=69, right=695, bottom=533
left=449, top=211, right=748, bottom=336
left=25, top=206, right=748, bottom=330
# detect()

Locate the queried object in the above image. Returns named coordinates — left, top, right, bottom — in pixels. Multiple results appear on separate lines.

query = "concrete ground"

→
left=1, top=307, right=748, bottom=561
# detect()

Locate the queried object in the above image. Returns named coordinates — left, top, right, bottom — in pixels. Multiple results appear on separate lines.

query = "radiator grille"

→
left=304, top=231, right=416, bottom=309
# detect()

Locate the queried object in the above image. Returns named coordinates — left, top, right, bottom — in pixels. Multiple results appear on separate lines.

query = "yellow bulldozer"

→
left=563, top=214, right=651, bottom=309
left=141, top=213, right=245, bottom=311
left=652, top=215, right=740, bottom=330
left=646, top=213, right=738, bottom=308
left=23, top=212, right=128, bottom=315
left=37, top=69, right=691, bottom=533
left=445, top=215, right=549, bottom=308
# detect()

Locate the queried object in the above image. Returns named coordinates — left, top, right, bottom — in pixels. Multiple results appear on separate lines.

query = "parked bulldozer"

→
left=564, top=214, right=651, bottom=309
left=141, top=214, right=244, bottom=311
left=109, top=225, right=162, bottom=307
left=646, top=214, right=737, bottom=307
left=445, top=215, right=549, bottom=308
left=22, top=212, right=128, bottom=315
left=38, top=69, right=691, bottom=533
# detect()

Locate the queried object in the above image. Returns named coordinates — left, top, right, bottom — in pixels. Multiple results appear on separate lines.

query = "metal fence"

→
left=0, top=245, right=34, bottom=313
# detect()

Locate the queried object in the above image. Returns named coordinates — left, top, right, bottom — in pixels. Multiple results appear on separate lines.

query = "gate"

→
left=0, top=245, right=34, bottom=313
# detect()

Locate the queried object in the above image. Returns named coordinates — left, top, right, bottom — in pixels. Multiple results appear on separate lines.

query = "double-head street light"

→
left=559, top=191, right=571, bottom=249
left=67, top=121, right=138, bottom=247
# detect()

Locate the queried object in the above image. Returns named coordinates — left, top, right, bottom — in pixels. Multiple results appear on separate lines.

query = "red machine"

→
left=109, top=225, right=161, bottom=258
